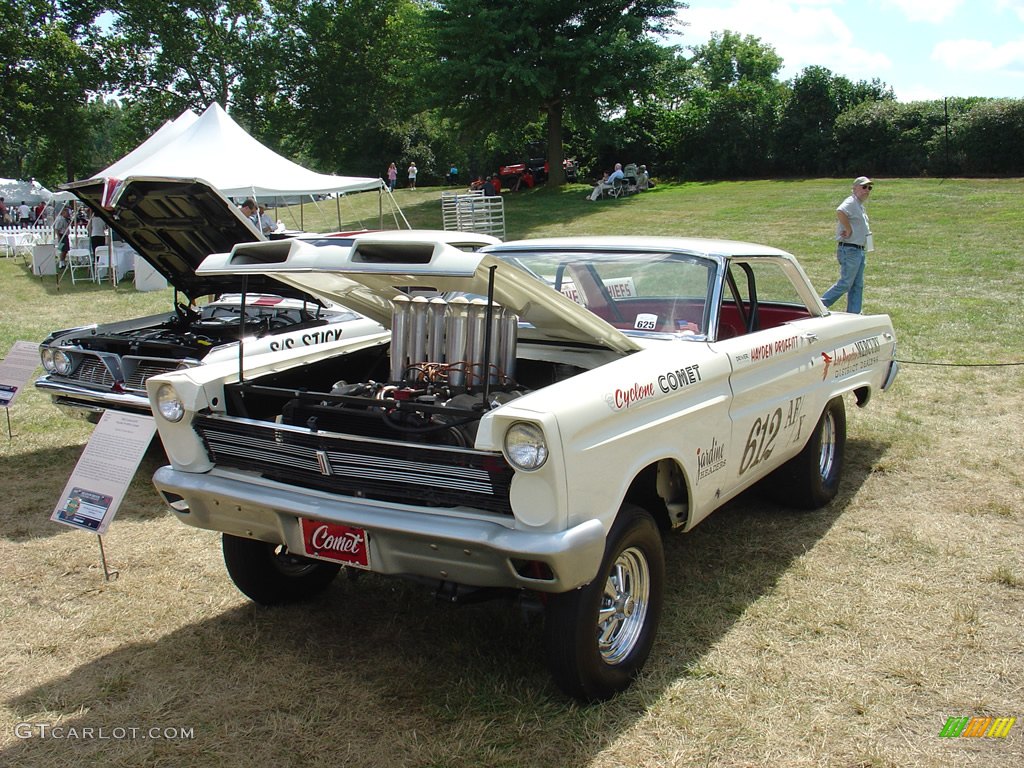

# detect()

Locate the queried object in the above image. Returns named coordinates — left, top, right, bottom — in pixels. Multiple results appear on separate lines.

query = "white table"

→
left=134, top=255, right=167, bottom=291
left=94, top=245, right=136, bottom=284
left=2, top=231, right=38, bottom=258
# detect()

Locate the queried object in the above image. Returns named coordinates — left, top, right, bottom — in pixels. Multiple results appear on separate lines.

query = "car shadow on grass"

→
left=3, top=438, right=888, bottom=767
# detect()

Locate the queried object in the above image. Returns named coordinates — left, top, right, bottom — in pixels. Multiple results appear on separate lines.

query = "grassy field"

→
left=0, top=178, right=1021, bottom=767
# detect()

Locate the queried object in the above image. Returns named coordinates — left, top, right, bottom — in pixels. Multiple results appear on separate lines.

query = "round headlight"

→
left=156, top=384, right=185, bottom=422
left=503, top=422, right=548, bottom=471
left=41, top=348, right=55, bottom=372
left=53, top=350, right=73, bottom=376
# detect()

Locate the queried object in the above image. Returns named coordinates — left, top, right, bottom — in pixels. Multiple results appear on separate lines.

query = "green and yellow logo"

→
left=940, top=716, right=1016, bottom=738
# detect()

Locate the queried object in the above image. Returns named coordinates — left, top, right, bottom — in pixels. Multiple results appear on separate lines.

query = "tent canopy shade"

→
left=80, top=103, right=384, bottom=199
left=0, top=178, right=53, bottom=205
left=95, top=109, right=199, bottom=180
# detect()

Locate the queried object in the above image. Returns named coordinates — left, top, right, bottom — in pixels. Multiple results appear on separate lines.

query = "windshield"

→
left=493, top=250, right=717, bottom=337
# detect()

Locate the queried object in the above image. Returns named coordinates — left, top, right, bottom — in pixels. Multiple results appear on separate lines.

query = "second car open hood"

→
left=63, top=176, right=321, bottom=301
left=197, top=234, right=643, bottom=354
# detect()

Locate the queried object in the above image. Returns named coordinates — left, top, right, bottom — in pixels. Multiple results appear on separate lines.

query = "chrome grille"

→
left=124, top=358, right=181, bottom=392
left=194, top=414, right=514, bottom=515
left=72, top=358, right=114, bottom=387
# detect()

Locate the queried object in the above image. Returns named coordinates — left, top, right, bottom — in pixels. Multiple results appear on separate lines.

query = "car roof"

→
left=489, top=235, right=793, bottom=260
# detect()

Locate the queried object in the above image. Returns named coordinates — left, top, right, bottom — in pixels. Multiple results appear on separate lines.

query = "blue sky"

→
left=670, top=0, right=1024, bottom=101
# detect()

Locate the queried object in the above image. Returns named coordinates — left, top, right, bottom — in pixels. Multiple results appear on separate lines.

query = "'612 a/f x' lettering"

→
left=740, top=408, right=783, bottom=475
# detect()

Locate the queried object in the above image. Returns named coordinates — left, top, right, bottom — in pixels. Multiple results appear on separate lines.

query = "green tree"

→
left=668, top=31, right=785, bottom=178
left=423, top=0, right=683, bottom=186
left=775, top=66, right=894, bottom=175
left=99, top=0, right=271, bottom=112
left=271, top=0, right=429, bottom=177
left=688, top=30, right=782, bottom=92
left=1, top=1, right=106, bottom=184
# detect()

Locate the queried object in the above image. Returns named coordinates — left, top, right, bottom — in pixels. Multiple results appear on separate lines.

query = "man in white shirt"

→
left=822, top=176, right=874, bottom=314
left=588, top=163, right=625, bottom=201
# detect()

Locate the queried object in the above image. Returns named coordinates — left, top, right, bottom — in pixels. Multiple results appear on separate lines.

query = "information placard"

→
left=51, top=411, right=157, bottom=535
left=0, top=340, right=40, bottom=408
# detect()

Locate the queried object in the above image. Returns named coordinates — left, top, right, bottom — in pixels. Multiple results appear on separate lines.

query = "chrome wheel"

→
left=598, top=546, right=651, bottom=665
left=817, top=408, right=837, bottom=481
left=270, top=544, right=325, bottom=578
left=544, top=505, right=665, bottom=701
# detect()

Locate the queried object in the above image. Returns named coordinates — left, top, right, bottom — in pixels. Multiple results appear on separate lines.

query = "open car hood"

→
left=197, top=234, right=643, bottom=354
left=63, top=176, right=320, bottom=301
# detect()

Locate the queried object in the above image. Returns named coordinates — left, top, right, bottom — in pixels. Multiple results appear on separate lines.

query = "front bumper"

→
left=152, top=466, right=606, bottom=593
left=35, top=376, right=152, bottom=417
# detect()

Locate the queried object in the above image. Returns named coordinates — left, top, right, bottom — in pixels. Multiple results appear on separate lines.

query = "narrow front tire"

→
left=222, top=534, right=340, bottom=606
left=543, top=504, right=664, bottom=702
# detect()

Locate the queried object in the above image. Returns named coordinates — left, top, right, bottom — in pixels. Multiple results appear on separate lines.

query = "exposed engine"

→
left=73, top=302, right=322, bottom=359
left=279, top=296, right=525, bottom=448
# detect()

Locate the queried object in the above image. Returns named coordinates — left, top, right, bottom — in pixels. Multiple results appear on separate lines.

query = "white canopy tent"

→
left=78, top=103, right=404, bottom=229
left=90, top=103, right=384, bottom=198
left=94, top=109, right=199, bottom=180
left=0, top=177, right=53, bottom=206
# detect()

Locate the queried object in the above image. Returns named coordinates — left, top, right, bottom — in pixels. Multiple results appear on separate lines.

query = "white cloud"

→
left=996, top=0, right=1024, bottom=22
left=674, top=1, right=892, bottom=81
left=893, top=83, right=947, bottom=101
left=885, top=0, right=965, bottom=23
left=932, top=38, right=1024, bottom=75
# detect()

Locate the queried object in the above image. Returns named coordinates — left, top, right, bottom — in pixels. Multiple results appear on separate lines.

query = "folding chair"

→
left=606, top=178, right=628, bottom=199
left=68, top=248, right=94, bottom=284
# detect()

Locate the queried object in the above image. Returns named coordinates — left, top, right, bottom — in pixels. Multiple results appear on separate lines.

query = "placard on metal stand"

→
left=50, top=411, right=157, bottom=581
left=0, top=340, right=42, bottom=440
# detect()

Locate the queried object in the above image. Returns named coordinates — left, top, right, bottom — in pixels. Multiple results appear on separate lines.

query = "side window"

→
left=719, top=259, right=814, bottom=338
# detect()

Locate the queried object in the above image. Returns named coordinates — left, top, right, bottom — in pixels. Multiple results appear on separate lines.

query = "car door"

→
left=715, top=258, right=832, bottom=497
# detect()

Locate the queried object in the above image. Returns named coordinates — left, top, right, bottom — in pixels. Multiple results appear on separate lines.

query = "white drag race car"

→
left=147, top=233, right=898, bottom=700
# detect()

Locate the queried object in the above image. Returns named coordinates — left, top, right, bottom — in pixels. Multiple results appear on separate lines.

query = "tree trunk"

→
left=546, top=101, right=565, bottom=186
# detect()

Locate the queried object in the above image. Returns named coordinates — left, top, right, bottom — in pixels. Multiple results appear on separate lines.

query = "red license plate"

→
left=299, top=518, right=371, bottom=569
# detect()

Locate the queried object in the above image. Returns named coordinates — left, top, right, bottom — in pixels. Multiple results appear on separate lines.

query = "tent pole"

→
left=336, top=195, right=341, bottom=230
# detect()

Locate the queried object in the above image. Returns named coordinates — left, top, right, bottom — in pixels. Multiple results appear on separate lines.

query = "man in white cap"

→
left=822, top=176, right=873, bottom=313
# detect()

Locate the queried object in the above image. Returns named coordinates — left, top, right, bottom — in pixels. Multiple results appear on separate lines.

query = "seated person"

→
left=482, top=176, right=498, bottom=196
left=491, top=174, right=502, bottom=193
left=637, top=164, right=653, bottom=190
left=587, top=163, right=625, bottom=201
left=257, top=204, right=275, bottom=235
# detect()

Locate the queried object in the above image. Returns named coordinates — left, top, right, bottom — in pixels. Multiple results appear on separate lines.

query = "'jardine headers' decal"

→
left=696, top=436, right=727, bottom=483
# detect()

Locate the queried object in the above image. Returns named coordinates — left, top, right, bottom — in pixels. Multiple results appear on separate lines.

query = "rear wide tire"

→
left=766, top=396, right=847, bottom=509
